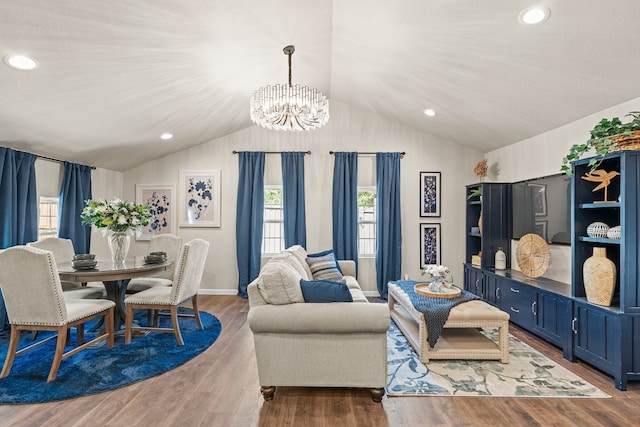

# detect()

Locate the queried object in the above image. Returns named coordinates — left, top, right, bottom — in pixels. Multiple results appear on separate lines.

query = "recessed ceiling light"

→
left=160, top=133, right=173, bottom=140
left=3, top=54, right=39, bottom=70
left=519, top=7, right=550, bottom=25
left=423, top=109, right=436, bottom=117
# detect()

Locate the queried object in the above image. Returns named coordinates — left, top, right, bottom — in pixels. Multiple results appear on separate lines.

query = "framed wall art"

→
left=531, top=183, right=547, bottom=216
left=179, top=170, right=221, bottom=228
left=420, top=171, right=441, bottom=217
left=135, top=184, right=175, bottom=241
left=420, top=223, right=441, bottom=267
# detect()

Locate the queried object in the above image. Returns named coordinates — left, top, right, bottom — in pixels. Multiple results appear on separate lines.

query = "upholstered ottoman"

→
left=388, top=282, right=510, bottom=363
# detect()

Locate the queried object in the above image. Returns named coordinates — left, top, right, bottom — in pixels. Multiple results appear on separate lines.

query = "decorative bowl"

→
left=73, top=253, right=96, bottom=260
left=586, top=222, right=609, bottom=238
left=71, top=259, right=98, bottom=270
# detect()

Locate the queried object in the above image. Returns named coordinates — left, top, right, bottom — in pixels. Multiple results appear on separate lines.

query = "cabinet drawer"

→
left=503, top=284, right=532, bottom=328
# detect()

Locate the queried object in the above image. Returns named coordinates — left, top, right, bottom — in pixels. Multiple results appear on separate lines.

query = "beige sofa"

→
left=247, top=245, right=390, bottom=402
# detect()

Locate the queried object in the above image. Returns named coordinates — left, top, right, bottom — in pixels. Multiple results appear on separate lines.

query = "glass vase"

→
left=108, top=231, right=131, bottom=263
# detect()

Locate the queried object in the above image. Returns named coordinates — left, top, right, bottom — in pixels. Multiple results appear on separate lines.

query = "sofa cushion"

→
left=285, top=245, right=313, bottom=279
left=270, top=252, right=309, bottom=279
left=256, top=262, right=304, bottom=305
left=306, top=250, right=344, bottom=281
left=299, top=279, right=353, bottom=303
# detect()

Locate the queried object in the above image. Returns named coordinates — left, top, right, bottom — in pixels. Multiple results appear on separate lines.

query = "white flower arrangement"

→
left=81, top=198, right=152, bottom=234
left=421, top=264, right=451, bottom=282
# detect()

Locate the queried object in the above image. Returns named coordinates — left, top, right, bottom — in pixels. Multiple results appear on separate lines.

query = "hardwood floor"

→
left=1, top=295, right=638, bottom=427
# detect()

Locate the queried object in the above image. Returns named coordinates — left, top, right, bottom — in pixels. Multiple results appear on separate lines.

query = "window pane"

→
left=357, top=188, right=377, bottom=256
left=262, top=188, right=285, bottom=254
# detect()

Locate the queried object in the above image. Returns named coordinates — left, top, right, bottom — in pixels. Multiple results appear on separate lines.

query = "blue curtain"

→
left=58, top=162, right=93, bottom=254
left=332, top=152, right=358, bottom=272
left=0, top=147, right=38, bottom=249
left=281, top=152, right=307, bottom=248
left=376, top=152, right=402, bottom=299
left=0, top=147, right=38, bottom=331
left=236, top=152, right=265, bottom=298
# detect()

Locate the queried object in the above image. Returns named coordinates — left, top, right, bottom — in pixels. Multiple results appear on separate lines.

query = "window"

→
left=38, top=197, right=59, bottom=240
left=262, top=187, right=284, bottom=255
left=358, top=188, right=377, bottom=256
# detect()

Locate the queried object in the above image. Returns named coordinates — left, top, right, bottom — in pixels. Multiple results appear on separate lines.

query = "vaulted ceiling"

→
left=2, top=0, right=640, bottom=171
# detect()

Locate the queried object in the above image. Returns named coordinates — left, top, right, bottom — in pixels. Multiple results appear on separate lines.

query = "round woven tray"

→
left=414, top=283, right=461, bottom=298
left=516, top=233, right=550, bottom=278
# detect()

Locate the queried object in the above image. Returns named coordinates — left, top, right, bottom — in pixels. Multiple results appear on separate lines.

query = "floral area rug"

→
left=386, top=321, right=609, bottom=397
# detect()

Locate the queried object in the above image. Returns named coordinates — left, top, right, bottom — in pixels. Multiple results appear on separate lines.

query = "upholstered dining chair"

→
left=0, top=246, right=115, bottom=382
left=126, top=234, right=184, bottom=293
left=124, top=238, right=209, bottom=346
left=27, top=237, right=106, bottom=299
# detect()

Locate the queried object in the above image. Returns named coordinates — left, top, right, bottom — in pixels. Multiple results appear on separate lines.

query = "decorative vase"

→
left=583, top=247, right=616, bottom=306
left=478, top=212, right=483, bottom=235
left=428, top=278, right=445, bottom=293
left=108, top=231, right=131, bottom=263
left=495, top=247, right=506, bottom=270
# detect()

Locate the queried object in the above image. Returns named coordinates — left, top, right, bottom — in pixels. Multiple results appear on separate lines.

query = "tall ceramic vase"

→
left=583, top=247, right=616, bottom=306
left=108, top=231, right=131, bottom=263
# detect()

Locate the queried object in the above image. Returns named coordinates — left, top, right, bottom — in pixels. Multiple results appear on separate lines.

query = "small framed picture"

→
left=179, top=170, right=221, bottom=228
left=530, top=183, right=547, bottom=216
left=535, top=220, right=548, bottom=242
left=420, top=223, right=441, bottom=267
left=135, top=184, right=175, bottom=241
left=420, top=171, right=441, bottom=217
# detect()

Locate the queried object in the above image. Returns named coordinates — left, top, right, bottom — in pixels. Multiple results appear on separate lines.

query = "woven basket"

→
left=607, top=130, right=640, bottom=151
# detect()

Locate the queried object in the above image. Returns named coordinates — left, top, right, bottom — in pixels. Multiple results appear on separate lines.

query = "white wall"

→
left=123, top=101, right=483, bottom=295
left=487, top=96, right=640, bottom=284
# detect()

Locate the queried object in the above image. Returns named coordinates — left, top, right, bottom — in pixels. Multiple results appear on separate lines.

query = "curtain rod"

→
left=36, top=154, right=96, bottom=170
left=329, top=151, right=405, bottom=158
left=232, top=150, right=311, bottom=155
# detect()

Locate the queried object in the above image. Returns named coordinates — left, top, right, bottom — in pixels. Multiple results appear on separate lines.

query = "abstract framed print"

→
left=179, top=170, right=221, bottom=228
left=420, top=223, right=441, bottom=267
left=135, top=184, right=175, bottom=241
left=420, top=171, right=441, bottom=217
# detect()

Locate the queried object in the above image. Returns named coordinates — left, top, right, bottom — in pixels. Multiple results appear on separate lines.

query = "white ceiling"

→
left=1, top=0, right=640, bottom=171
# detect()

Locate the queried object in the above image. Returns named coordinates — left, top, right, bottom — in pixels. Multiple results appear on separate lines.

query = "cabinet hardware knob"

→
left=531, top=301, right=537, bottom=315
left=510, top=307, right=520, bottom=313
left=510, top=287, right=519, bottom=293
left=571, top=318, right=578, bottom=334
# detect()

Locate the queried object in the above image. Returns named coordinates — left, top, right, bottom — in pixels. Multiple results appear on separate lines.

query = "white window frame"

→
left=358, top=187, right=377, bottom=257
left=262, top=186, right=285, bottom=255
left=38, top=196, right=59, bottom=240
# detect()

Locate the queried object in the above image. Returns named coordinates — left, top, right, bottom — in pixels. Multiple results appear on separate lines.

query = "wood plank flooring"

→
left=0, top=295, right=638, bottom=427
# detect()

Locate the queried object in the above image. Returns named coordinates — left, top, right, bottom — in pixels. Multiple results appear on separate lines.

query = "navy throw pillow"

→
left=299, top=279, right=353, bottom=303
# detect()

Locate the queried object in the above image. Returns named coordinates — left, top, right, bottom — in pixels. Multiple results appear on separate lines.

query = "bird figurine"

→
left=581, top=169, right=620, bottom=202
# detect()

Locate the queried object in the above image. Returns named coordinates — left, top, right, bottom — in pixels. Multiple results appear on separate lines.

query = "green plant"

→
left=467, top=186, right=482, bottom=200
left=561, top=111, right=640, bottom=176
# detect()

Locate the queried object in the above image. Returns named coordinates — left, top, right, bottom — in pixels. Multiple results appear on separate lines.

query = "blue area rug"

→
left=386, top=321, right=609, bottom=397
left=0, top=310, right=222, bottom=404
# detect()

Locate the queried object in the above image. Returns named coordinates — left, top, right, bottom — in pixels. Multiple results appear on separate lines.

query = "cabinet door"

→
left=532, top=290, right=569, bottom=354
left=571, top=302, right=621, bottom=382
left=464, top=265, right=483, bottom=297
left=482, top=272, right=503, bottom=307
left=502, top=281, right=532, bottom=329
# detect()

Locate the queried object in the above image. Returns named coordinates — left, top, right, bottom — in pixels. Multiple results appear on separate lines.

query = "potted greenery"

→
left=467, top=186, right=482, bottom=200
left=561, top=111, right=640, bottom=176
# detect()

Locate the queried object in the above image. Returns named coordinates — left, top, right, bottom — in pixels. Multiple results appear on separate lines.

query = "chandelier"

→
left=250, top=45, right=329, bottom=131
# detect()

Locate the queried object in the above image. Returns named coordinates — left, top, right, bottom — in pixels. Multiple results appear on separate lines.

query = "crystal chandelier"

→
left=250, top=45, right=329, bottom=131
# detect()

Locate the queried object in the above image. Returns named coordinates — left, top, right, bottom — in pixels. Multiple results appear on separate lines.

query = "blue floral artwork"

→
left=180, top=171, right=221, bottom=227
left=136, top=185, right=175, bottom=240
left=420, top=172, right=441, bottom=217
left=420, top=223, right=440, bottom=267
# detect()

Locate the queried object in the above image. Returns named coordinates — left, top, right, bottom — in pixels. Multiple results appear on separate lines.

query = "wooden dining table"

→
left=57, top=257, right=173, bottom=331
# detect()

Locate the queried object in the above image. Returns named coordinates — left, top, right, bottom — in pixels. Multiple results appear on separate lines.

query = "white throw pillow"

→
left=256, top=261, right=304, bottom=305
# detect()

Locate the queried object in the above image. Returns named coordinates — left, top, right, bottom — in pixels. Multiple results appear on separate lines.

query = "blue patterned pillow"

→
left=306, top=250, right=344, bottom=281
left=299, top=279, right=353, bottom=303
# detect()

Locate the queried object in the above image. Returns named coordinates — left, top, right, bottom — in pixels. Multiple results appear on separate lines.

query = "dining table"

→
left=57, top=257, right=173, bottom=331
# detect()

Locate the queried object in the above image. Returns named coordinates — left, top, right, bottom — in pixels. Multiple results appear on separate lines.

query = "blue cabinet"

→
left=501, top=280, right=532, bottom=330
left=533, top=289, right=571, bottom=358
